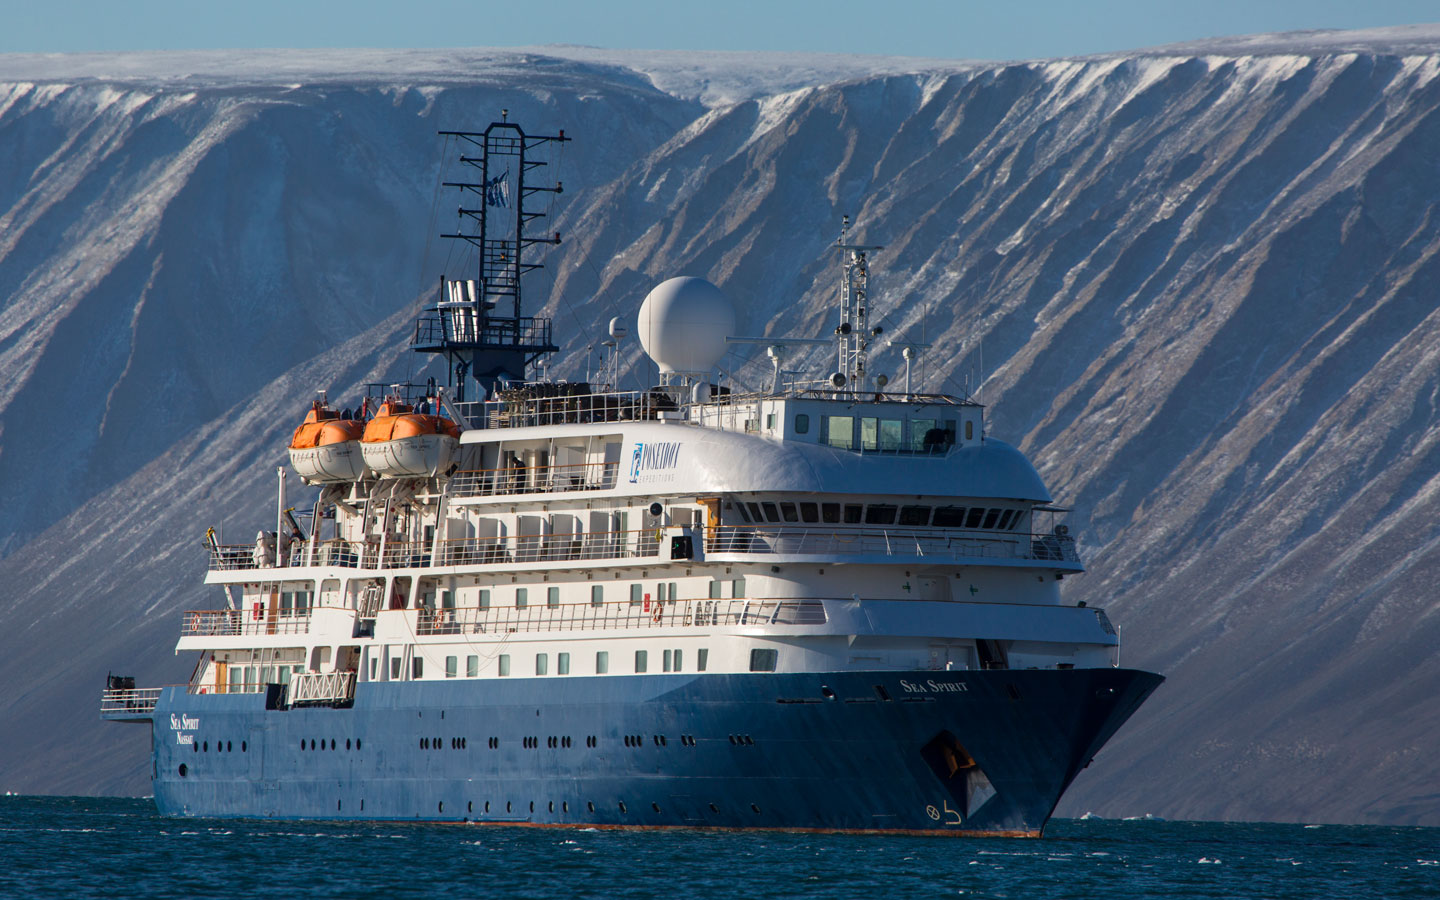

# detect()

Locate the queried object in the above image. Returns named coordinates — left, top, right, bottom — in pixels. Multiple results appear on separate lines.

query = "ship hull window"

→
left=635, top=650, right=648, bottom=673
left=596, top=651, right=609, bottom=674
left=749, top=649, right=778, bottom=672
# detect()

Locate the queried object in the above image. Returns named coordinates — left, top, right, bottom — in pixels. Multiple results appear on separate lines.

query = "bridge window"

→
left=799, top=502, right=819, bottom=523
left=933, top=506, right=966, bottom=527
left=824, top=415, right=854, bottom=449
left=865, top=504, right=897, bottom=525
left=996, top=510, right=1015, bottom=530
left=965, top=508, right=985, bottom=528
left=821, top=503, right=840, bottom=523
left=779, top=502, right=799, bottom=523
left=746, top=502, right=764, bottom=522
left=860, top=417, right=878, bottom=450
left=898, top=505, right=931, bottom=526
left=760, top=502, right=780, bottom=522
left=843, top=504, right=862, bottom=524
left=879, top=419, right=903, bottom=451
left=732, top=503, right=752, bottom=523
left=982, top=509, right=1001, bottom=529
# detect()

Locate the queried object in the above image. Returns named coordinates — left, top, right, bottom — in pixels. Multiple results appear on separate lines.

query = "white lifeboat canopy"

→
left=637, top=276, right=735, bottom=376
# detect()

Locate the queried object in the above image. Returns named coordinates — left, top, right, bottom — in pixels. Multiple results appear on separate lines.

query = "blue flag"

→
left=485, top=170, right=510, bottom=208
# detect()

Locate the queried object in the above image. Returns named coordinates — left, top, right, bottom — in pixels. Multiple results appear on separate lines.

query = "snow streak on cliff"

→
left=2, top=34, right=1439, bottom=823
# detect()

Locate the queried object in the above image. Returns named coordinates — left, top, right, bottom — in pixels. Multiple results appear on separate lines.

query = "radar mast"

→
left=835, top=214, right=883, bottom=393
left=411, top=112, right=569, bottom=400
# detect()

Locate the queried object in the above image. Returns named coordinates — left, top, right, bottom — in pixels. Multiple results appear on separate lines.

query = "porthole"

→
left=226, top=741, right=232, bottom=752
left=310, top=739, right=316, bottom=750
left=530, top=801, right=535, bottom=813
left=203, top=741, right=208, bottom=752
left=619, top=801, right=627, bottom=814
left=330, top=739, right=336, bottom=750
left=506, top=801, right=513, bottom=813
left=356, top=739, right=362, bottom=750
left=549, top=801, right=554, bottom=813
left=563, top=802, right=569, bottom=813
left=241, top=741, right=247, bottom=753
left=485, top=801, right=490, bottom=813
left=192, top=742, right=199, bottom=753
left=177, top=764, right=188, bottom=777
left=587, top=802, right=595, bottom=813
left=652, top=802, right=661, bottom=813
left=709, top=803, right=719, bottom=813
left=298, top=739, right=304, bottom=751
left=751, top=804, right=761, bottom=814
left=346, top=739, right=352, bottom=750
left=468, top=801, right=473, bottom=813
left=439, top=802, right=444, bottom=813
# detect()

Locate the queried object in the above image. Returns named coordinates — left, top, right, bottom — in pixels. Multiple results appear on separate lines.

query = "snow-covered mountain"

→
left=4, top=28, right=1440, bottom=824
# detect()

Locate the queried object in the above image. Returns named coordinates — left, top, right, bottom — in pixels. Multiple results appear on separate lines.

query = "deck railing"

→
left=448, top=461, right=620, bottom=498
left=415, top=597, right=826, bottom=636
left=100, top=687, right=162, bottom=718
left=181, top=609, right=313, bottom=637
left=208, top=526, right=1077, bottom=572
left=288, top=671, right=357, bottom=705
left=705, top=526, right=1081, bottom=564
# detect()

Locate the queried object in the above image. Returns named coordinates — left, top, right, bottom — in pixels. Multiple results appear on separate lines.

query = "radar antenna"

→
left=835, top=214, right=884, bottom=393
left=411, top=112, right=569, bottom=400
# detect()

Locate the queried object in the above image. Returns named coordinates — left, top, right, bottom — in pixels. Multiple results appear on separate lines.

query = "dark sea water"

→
left=2, top=796, right=1436, bottom=899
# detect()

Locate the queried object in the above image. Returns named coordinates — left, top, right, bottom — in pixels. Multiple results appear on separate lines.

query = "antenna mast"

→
left=835, top=215, right=884, bottom=393
left=411, top=111, right=569, bottom=400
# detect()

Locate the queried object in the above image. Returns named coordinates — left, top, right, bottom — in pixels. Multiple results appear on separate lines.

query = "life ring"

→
left=189, top=613, right=201, bottom=632
left=652, top=607, right=663, bottom=624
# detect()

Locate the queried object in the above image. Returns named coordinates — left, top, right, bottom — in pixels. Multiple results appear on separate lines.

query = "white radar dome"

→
left=637, top=276, right=736, bottom=375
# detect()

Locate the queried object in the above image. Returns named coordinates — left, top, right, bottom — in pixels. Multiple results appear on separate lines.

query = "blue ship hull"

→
left=148, top=668, right=1162, bottom=835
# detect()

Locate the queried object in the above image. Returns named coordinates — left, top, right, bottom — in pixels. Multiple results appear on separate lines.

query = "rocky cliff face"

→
left=3, top=35, right=1439, bottom=824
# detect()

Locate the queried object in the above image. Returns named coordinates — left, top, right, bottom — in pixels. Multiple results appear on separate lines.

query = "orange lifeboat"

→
left=360, top=399, right=461, bottom=477
left=287, top=399, right=369, bottom=483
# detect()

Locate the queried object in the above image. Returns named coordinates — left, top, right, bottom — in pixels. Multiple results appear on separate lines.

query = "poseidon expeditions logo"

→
left=629, top=441, right=682, bottom=484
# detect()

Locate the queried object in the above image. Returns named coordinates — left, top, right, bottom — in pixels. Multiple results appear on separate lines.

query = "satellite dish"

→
left=608, top=317, right=628, bottom=340
left=637, top=277, right=736, bottom=375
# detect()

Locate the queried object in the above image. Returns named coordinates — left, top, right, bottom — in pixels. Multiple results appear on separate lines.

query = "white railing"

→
left=449, top=461, right=620, bottom=498
left=210, top=526, right=1077, bottom=573
left=100, top=687, right=162, bottom=718
left=705, top=526, right=1081, bottom=564
left=288, top=671, right=356, bottom=705
left=182, top=609, right=313, bottom=636
left=415, top=597, right=826, bottom=636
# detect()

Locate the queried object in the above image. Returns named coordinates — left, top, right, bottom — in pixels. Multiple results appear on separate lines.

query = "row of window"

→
left=809, top=414, right=969, bottom=451
left=299, top=738, right=359, bottom=751
left=425, top=579, right=749, bottom=612
left=190, top=740, right=248, bottom=753
left=731, top=500, right=1026, bottom=531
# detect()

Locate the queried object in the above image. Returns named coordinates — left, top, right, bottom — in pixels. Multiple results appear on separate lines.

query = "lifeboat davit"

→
left=361, top=400, right=461, bottom=478
left=288, top=400, right=369, bottom=483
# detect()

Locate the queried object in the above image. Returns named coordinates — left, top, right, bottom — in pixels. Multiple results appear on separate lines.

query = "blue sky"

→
left=3, top=0, right=1436, bottom=59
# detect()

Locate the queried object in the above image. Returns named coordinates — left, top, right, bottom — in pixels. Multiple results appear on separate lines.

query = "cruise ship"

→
left=102, top=115, right=1163, bottom=835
